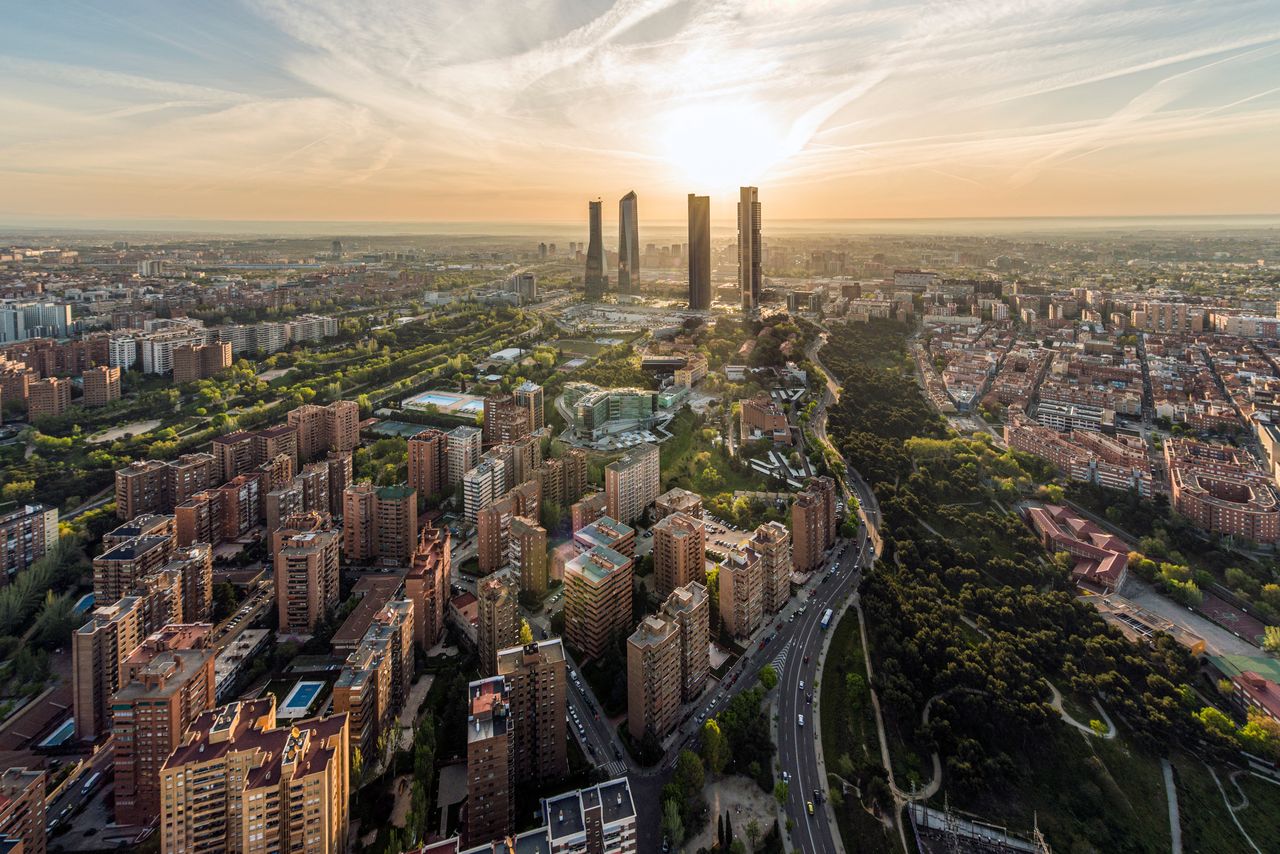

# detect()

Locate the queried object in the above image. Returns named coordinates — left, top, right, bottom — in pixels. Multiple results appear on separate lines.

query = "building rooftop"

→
left=97, top=535, right=171, bottom=562
left=565, top=545, right=630, bottom=584
left=496, top=638, right=565, bottom=675
left=377, top=483, right=416, bottom=501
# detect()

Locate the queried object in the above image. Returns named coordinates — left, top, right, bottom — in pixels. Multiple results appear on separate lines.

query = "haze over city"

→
left=3, top=0, right=1280, bottom=226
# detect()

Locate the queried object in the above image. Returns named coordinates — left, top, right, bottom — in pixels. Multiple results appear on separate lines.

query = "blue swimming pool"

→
left=408, top=391, right=464, bottom=407
left=280, top=680, right=324, bottom=716
left=39, top=717, right=75, bottom=748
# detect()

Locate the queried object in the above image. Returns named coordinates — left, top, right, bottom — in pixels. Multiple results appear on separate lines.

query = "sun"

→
left=660, top=100, right=797, bottom=192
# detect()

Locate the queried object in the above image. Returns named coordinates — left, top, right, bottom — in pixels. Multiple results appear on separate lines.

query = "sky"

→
left=1, top=0, right=1279, bottom=226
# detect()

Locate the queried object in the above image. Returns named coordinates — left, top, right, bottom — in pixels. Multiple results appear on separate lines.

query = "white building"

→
left=463, top=458, right=506, bottom=523
left=447, top=425, right=482, bottom=488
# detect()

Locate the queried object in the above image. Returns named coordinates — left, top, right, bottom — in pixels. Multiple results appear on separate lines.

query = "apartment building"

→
left=739, top=394, right=792, bottom=445
left=496, top=638, right=568, bottom=784
left=172, top=341, right=232, bottom=383
left=477, top=573, right=520, bottom=677
left=82, top=364, right=122, bottom=406
left=463, top=459, right=506, bottom=523
left=535, top=448, right=589, bottom=509
left=541, top=778, right=638, bottom=854
left=27, top=376, right=70, bottom=419
left=513, top=380, right=545, bottom=430
left=563, top=546, right=633, bottom=661
left=405, top=526, right=451, bottom=652
left=719, top=546, right=763, bottom=640
left=73, top=596, right=145, bottom=741
left=407, top=427, right=449, bottom=500
left=111, top=624, right=217, bottom=826
left=446, top=425, right=482, bottom=489
left=333, top=601, right=412, bottom=765
left=274, top=512, right=342, bottom=634
left=626, top=615, right=680, bottom=741
left=604, top=443, right=660, bottom=525
left=342, top=483, right=418, bottom=565
left=0, top=767, right=46, bottom=854
left=159, top=698, right=350, bottom=854
left=93, top=534, right=173, bottom=604
left=465, top=677, right=514, bottom=848
left=0, top=502, right=58, bottom=579
left=482, top=393, right=532, bottom=447
left=653, top=487, right=704, bottom=522
left=662, top=581, right=710, bottom=703
left=287, top=400, right=360, bottom=462
left=572, top=516, right=636, bottom=560
left=651, top=511, right=705, bottom=600
left=791, top=477, right=836, bottom=575
left=752, top=521, right=793, bottom=614
left=570, top=492, right=608, bottom=533
left=511, top=516, right=549, bottom=597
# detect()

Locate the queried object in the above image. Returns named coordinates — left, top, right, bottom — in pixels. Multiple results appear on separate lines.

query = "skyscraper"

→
left=688, top=193, right=711, bottom=310
left=584, top=199, right=607, bottom=301
left=738, top=186, right=761, bottom=313
left=617, top=191, right=640, bottom=295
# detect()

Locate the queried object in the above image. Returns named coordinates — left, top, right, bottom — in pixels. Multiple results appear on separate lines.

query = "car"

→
left=614, top=746, right=622, bottom=760
left=799, top=681, right=804, bottom=691
left=797, top=714, right=805, bottom=727
left=803, top=655, right=810, bottom=663
left=807, top=801, right=815, bottom=816
left=807, top=693, right=813, bottom=704
left=782, top=771, right=791, bottom=783
left=814, top=788, right=822, bottom=802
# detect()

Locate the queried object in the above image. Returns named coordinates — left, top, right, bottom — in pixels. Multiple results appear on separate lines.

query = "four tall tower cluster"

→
left=581, top=186, right=760, bottom=313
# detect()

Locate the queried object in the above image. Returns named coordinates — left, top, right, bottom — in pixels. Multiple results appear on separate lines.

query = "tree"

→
left=352, top=746, right=364, bottom=782
left=661, top=799, right=684, bottom=846
left=747, top=819, right=761, bottom=851
left=1264, top=625, right=1280, bottom=655
left=759, top=664, right=778, bottom=690
left=774, top=780, right=789, bottom=807
left=701, top=719, right=729, bottom=775
left=519, top=619, right=534, bottom=645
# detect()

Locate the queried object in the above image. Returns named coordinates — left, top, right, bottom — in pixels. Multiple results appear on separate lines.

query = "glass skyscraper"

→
left=738, top=186, right=761, bottom=313
left=687, top=194, right=711, bottom=310
left=617, top=190, right=640, bottom=296
left=585, top=199, right=607, bottom=301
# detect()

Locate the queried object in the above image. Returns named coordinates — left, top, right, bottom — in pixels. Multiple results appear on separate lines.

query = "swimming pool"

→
left=39, top=717, right=75, bottom=748
left=408, top=391, right=465, bottom=407
left=279, top=680, right=324, bottom=718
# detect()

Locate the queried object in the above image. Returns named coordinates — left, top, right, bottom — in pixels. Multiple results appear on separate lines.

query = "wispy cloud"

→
left=0, top=0, right=1278, bottom=220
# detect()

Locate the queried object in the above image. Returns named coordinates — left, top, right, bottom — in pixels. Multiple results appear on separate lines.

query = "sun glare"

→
left=660, top=101, right=797, bottom=192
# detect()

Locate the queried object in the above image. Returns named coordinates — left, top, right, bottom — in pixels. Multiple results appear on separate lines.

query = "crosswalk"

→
left=770, top=640, right=792, bottom=674
left=599, top=760, right=627, bottom=777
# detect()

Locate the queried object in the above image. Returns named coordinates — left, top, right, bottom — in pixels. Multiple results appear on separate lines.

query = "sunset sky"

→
left=2, top=0, right=1279, bottom=225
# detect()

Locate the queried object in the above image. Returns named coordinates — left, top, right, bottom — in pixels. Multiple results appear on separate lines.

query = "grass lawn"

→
left=1169, top=755, right=1249, bottom=852
left=957, top=730, right=1171, bottom=853
left=554, top=338, right=606, bottom=357
left=1234, top=772, right=1280, bottom=851
left=819, top=607, right=896, bottom=854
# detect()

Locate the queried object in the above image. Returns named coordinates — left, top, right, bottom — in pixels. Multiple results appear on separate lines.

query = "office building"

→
left=73, top=596, right=145, bottom=741
left=82, top=365, right=122, bottom=407
left=496, top=638, right=568, bottom=784
left=584, top=199, right=607, bottom=301
left=111, top=624, right=217, bottom=826
left=563, top=546, right=633, bottom=661
left=719, top=546, right=763, bottom=640
left=406, top=526, right=451, bottom=651
left=626, top=614, right=680, bottom=741
left=617, top=191, right=640, bottom=295
left=27, top=376, right=70, bottom=419
left=791, top=476, right=837, bottom=574
left=652, top=511, right=705, bottom=600
left=275, top=513, right=342, bottom=634
left=465, top=677, right=514, bottom=847
left=159, top=698, right=350, bottom=854
left=663, top=582, right=710, bottom=702
left=0, top=767, right=46, bottom=854
left=738, top=186, right=761, bottom=312
left=688, top=194, right=712, bottom=310
left=603, top=442, right=660, bottom=525
left=739, top=394, right=792, bottom=445
left=753, top=521, right=793, bottom=614
left=0, top=502, right=58, bottom=579
left=513, top=380, right=545, bottom=431
left=447, top=425, right=482, bottom=488
left=408, top=427, right=448, bottom=500
left=477, top=573, right=519, bottom=677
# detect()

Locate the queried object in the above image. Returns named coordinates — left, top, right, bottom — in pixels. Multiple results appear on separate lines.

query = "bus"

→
left=820, top=609, right=833, bottom=630
left=80, top=771, right=101, bottom=798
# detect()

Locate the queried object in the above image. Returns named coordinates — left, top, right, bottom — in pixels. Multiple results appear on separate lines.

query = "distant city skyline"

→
left=2, top=1, right=1279, bottom=224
